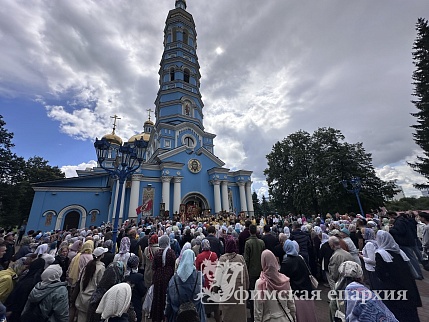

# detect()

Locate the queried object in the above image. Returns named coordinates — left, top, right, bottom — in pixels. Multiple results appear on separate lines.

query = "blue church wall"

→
left=27, top=189, right=111, bottom=232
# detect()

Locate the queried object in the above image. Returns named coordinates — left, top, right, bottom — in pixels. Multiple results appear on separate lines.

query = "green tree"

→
left=0, top=115, right=25, bottom=184
left=410, top=18, right=429, bottom=189
left=264, top=127, right=397, bottom=215
left=0, top=116, right=64, bottom=226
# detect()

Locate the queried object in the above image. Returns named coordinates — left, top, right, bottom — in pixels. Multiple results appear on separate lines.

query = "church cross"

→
left=110, top=114, right=121, bottom=134
left=147, top=108, right=154, bottom=120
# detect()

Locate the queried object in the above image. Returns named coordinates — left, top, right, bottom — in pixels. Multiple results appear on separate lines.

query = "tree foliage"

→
left=410, top=18, right=429, bottom=189
left=0, top=115, right=65, bottom=227
left=264, top=127, right=397, bottom=216
left=386, top=196, right=429, bottom=212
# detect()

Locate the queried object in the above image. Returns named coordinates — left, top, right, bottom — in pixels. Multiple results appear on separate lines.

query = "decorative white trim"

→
left=55, top=205, right=87, bottom=230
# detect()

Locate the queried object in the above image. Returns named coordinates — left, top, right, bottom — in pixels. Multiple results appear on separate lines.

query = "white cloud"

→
left=376, top=150, right=428, bottom=198
left=1, top=0, right=429, bottom=200
left=61, top=160, right=97, bottom=178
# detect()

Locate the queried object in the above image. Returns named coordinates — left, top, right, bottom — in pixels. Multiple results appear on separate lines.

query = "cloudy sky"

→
left=1, top=0, right=429, bottom=199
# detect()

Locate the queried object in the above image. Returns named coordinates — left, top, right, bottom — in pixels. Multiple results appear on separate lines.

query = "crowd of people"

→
left=0, top=209, right=427, bottom=322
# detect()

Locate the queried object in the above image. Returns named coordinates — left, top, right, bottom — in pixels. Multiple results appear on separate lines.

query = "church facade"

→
left=27, top=0, right=254, bottom=232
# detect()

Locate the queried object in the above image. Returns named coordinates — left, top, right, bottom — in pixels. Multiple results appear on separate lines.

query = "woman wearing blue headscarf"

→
left=165, top=249, right=205, bottom=322
left=280, top=240, right=317, bottom=322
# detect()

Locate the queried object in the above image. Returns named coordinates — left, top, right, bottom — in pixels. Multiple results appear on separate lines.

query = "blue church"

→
left=28, top=0, right=254, bottom=232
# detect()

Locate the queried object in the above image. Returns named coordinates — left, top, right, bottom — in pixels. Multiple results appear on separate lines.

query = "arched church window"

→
left=170, top=67, right=175, bottom=81
left=184, top=68, right=190, bottom=83
left=184, top=136, right=195, bottom=148
left=183, top=31, right=188, bottom=45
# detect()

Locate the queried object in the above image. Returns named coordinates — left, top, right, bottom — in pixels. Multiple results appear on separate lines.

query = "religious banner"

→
left=138, top=186, right=154, bottom=217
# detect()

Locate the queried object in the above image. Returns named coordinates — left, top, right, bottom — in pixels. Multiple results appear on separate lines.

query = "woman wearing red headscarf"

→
left=142, top=234, right=159, bottom=288
left=255, top=250, right=296, bottom=322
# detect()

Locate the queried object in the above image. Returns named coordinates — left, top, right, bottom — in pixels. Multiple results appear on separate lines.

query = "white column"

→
left=246, top=181, right=254, bottom=216
left=238, top=182, right=248, bottom=212
left=221, top=181, right=229, bottom=212
left=111, top=181, right=120, bottom=222
left=173, top=177, right=183, bottom=215
left=128, top=175, right=141, bottom=220
left=213, top=180, right=221, bottom=214
left=162, top=176, right=172, bottom=212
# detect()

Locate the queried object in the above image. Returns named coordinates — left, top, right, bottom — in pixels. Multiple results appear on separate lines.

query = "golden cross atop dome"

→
left=110, top=114, right=121, bottom=134
left=146, top=108, right=154, bottom=120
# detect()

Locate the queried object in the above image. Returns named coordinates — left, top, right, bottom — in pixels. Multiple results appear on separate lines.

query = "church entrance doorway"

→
left=181, top=193, right=210, bottom=219
left=63, top=211, right=80, bottom=230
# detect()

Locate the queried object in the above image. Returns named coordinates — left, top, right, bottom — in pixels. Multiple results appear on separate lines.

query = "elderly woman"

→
left=151, top=235, right=176, bottom=322
left=375, top=230, right=422, bottom=322
left=280, top=240, right=317, bottom=322
left=67, top=240, right=94, bottom=287
left=68, top=240, right=82, bottom=261
left=114, top=237, right=131, bottom=269
left=96, top=283, right=132, bottom=322
left=21, top=264, right=69, bottom=322
left=359, top=228, right=379, bottom=290
left=165, top=249, right=205, bottom=322
left=337, top=261, right=398, bottom=322
left=255, top=250, right=296, bottom=322
left=175, top=242, right=191, bottom=272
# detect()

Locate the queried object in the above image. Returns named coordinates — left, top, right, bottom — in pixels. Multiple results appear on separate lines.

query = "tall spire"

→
left=175, top=0, right=186, bottom=10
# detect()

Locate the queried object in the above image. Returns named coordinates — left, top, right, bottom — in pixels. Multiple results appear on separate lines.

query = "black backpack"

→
left=21, top=299, right=48, bottom=322
left=174, top=274, right=200, bottom=322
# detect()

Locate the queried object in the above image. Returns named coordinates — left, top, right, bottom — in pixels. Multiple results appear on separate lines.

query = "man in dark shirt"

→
left=128, top=229, right=140, bottom=257
left=261, top=225, right=278, bottom=253
left=205, top=225, right=223, bottom=258
left=289, top=221, right=311, bottom=265
left=238, top=220, right=252, bottom=255
left=138, top=228, right=151, bottom=255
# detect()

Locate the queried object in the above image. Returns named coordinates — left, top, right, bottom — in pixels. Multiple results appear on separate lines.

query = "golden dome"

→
left=128, top=132, right=151, bottom=143
left=102, top=132, right=123, bottom=145
left=144, top=119, right=154, bottom=126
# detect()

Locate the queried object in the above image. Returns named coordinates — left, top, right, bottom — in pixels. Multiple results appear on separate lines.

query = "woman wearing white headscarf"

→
left=21, top=264, right=69, bottom=322
left=374, top=230, right=421, bottom=322
left=96, top=283, right=132, bottom=322
left=165, top=249, right=205, bottom=322
left=151, top=235, right=176, bottom=322
left=175, top=242, right=191, bottom=272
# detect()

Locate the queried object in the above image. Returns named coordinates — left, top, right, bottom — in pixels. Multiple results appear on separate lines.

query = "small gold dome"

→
left=128, top=132, right=151, bottom=143
left=102, top=132, right=123, bottom=145
left=144, top=119, right=154, bottom=126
